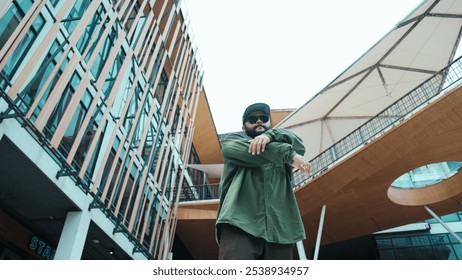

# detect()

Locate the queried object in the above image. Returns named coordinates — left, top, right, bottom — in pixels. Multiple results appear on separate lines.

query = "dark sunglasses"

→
left=246, top=115, right=269, bottom=124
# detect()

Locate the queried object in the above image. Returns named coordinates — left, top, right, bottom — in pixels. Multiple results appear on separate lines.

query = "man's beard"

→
left=244, top=125, right=268, bottom=138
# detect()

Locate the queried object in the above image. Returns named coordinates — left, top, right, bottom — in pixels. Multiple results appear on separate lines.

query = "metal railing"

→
left=180, top=56, right=462, bottom=202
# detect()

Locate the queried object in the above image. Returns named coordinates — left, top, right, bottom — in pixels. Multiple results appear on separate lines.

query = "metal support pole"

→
left=424, top=205, right=462, bottom=245
left=296, top=240, right=307, bottom=260
left=313, top=204, right=326, bottom=260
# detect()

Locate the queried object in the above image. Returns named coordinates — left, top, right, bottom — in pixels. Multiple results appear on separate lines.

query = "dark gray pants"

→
left=218, top=223, right=294, bottom=260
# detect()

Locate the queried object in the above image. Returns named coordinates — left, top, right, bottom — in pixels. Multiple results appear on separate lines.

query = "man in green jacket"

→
left=216, top=102, right=311, bottom=260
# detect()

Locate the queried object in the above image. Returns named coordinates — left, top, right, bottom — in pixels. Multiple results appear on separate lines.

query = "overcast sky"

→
left=181, top=0, right=424, bottom=134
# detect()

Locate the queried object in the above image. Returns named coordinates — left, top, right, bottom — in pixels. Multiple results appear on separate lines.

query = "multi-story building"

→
left=0, top=0, right=221, bottom=260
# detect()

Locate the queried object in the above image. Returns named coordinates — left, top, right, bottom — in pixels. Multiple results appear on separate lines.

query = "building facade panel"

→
left=0, top=0, right=205, bottom=259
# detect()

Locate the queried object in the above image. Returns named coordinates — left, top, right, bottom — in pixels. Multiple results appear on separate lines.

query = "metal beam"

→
left=296, top=240, right=307, bottom=260
left=424, top=205, right=462, bottom=244
left=313, top=204, right=326, bottom=260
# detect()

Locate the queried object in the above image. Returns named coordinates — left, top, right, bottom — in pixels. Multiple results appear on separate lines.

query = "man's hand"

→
left=248, top=134, right=271, bottom=155
left=292, top=154, right=311, bottom=174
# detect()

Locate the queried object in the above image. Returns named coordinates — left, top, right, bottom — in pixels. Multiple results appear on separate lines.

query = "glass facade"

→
left=317, top=211, right=462, bottom=260
left=0, top=0, right=206, bottom=259
left=376, top=212, right=462, bottom=260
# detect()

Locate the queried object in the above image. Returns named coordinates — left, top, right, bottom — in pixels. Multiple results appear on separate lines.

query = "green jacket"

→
left=216, top=128, right=306, bottom=244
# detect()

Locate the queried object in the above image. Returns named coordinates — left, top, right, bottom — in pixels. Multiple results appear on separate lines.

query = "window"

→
left=44, top=71, right=82, bottom=139
left=90, top=24, right=119, bottom=79
left=15, top=39, right=67, bottom=118
left=58, top=89, right=93, bottom=157
left=101, top=48, right=126, bottom=99
left=61, top=0, right=91, bottom=35
left=75, top=4, right=106, bottom=54
left=1, top=11, right=44, bottom=87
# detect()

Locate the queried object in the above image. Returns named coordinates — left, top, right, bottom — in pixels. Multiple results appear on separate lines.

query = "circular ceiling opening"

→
left=388, top=161, right=462, bottom=206
left=391, top=161, right=462, bottom=189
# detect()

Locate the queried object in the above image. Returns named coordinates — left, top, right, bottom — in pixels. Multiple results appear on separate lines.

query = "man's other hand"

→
left=292, top=154, right=311, bottom=174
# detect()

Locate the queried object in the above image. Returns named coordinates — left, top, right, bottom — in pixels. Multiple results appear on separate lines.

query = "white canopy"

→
left=276, top=0, right=462, bottom=161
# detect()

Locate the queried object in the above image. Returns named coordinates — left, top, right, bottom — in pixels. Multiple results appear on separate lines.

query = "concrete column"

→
left=54, top=211, right=91, bottom=260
